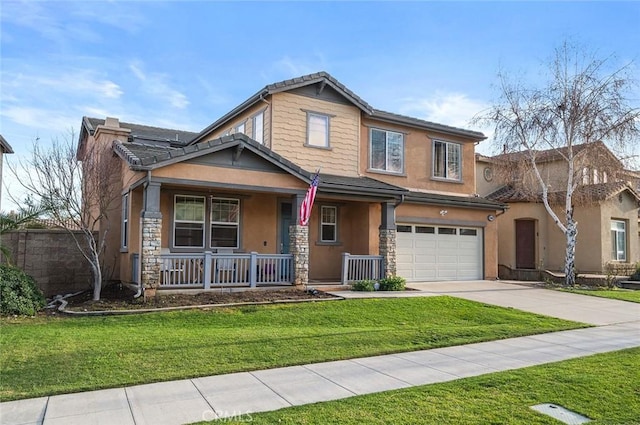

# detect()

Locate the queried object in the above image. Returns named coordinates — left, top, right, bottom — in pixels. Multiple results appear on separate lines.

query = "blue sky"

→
left=1, top=1, right=639, bottom=209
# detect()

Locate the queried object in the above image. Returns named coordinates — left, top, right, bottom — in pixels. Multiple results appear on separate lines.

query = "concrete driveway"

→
left=408, top=280, right=640, bottom=326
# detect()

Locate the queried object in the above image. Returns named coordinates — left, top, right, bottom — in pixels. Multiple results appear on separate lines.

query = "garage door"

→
left=396, top=224, right=483, bottom=282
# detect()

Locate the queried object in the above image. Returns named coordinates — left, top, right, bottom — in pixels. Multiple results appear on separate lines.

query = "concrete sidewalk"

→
left=2, top=281, right=639, bottom=425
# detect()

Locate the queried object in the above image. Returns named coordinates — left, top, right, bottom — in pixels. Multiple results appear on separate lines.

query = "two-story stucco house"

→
left=476, top=142, right=640, bottom=276
left=78, top=72, right=505, bottom=291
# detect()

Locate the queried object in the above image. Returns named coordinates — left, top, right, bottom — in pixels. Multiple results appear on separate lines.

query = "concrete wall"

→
left=1, top=230, right=93, bottom=296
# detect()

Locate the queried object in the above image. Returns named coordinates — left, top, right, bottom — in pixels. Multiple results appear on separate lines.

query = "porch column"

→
left=141, top=182, right=162, bottom=290
left=379, top=202, right=397, bottom=277
left=290, top=194, right=309, bottom=286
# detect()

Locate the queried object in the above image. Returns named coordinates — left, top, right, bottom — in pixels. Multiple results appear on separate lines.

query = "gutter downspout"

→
left=132, top=170, right=151, bottom=298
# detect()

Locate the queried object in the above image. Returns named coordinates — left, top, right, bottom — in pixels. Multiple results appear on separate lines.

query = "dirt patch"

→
left=57, top=284, right=338, bottom=313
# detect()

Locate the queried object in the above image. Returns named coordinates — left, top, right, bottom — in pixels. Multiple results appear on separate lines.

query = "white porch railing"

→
left=341, top=253, right=384, bottom=284
left=156, top=252, right=294, bottom=288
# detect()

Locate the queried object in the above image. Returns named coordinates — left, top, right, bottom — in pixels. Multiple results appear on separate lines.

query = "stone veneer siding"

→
left=379, top=228, right=397, bottom=277
left=141, top=217, right=162, bottom=288
left=289, top=224, right=309, bottom=286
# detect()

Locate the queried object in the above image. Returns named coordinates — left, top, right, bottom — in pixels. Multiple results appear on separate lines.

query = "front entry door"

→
left=515, top=219, right=536, bottom=269
left=279, top=202, right=292, bottom=254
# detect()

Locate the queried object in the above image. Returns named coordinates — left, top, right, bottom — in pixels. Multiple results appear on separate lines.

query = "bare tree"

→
left=477, top=43, right=640, bottom=285
left=8, top=132, right=121, bottom=300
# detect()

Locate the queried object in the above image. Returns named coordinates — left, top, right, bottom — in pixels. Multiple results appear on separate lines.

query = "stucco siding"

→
left=271, top=92, right=360, bottom=176
left=360, top=117, right=476, bottom=195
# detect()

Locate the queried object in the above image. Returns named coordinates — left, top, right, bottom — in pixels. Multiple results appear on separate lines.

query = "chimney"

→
left=104, top=117, right=120, bottom=128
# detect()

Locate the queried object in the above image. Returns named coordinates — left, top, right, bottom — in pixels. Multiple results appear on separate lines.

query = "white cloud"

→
left=270, top=54, right=328, bottom=79
left=129, top=61, right=189, bottom=109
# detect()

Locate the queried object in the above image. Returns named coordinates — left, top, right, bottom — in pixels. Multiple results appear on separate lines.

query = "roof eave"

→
left=370, top=111, right=486, bottom=141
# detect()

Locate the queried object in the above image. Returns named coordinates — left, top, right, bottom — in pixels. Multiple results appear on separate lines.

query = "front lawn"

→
left=0, top=296, right=584, bottom=401
left=559, top=288, right=640, bottom=303
left=220, top=348, right=639, bottom=424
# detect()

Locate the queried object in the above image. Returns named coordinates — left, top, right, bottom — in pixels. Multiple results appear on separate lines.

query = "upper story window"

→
left=174, top=195, right=206, bottom=248
left=234, top=122, right=245, bottom=135
left=306, top=112, right=330, bottom=148
left=611, top=220, right=627, bottom=261
left=433, top=140, right=461, bottom=181
left=211, top=198, right=240, bottom=248
left=370, top=128, right=404, bottom=173
left=252, top=112, right=264, bottom=144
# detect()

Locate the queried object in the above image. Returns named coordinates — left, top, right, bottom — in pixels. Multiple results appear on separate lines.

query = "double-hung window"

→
left=211, top=198, right=240, bottom=248
left=433, top=140, right=461, bottom=181
left=611, top=220, right=627, bottom=261
left=320, top=206, right=337, bottom=242
left=306, top=112, right=330, bottom=148
left=121, top=193, right=129, bottom=249
left=370, top=128, right=404, bottom=173
left=252, top=112, right=264, bottom=144
left=174, top=195, right=205, bottom=248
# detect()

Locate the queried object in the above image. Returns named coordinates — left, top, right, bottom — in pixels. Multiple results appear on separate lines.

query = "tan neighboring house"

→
left=0, top=135, right=14, bottom=211
left=78, top=72, right=505, bottom=291
left=476, top=142, right=640, bottom=276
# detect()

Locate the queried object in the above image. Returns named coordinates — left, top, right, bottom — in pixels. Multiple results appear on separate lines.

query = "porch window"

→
left=306, top=112, right=330, bottom=148
left=433, top=140, right=461, bottom=181
left=174, top=195, right=205, bottom=248
left=611, top=220, right=627, bottom=261
left=320, top=206, right=337, bottom=242
left=121, top=193, right=129, bottom=249
left=370, top=128, right=404, bottom=173
left=211, top=198, right=240, bottom=248
left=252, top=111, right=264, bottom=144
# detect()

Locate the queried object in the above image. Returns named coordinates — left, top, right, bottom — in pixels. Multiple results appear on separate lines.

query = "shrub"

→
left=379, top=276, right=406, bottom=291
left=631, top=263, right=640, bottom=281
left=351, top=280, right=376, bottom=291
left=0, top=265, right=46, bottom=316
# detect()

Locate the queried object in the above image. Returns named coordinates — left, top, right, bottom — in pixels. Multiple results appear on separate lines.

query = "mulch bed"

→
left=57, top=284, right=338, bottom=313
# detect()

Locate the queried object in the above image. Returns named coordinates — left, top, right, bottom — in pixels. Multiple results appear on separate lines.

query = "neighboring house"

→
left=78, top=72, right=505, bottom=290
left=477, top=142, right=640, bottom=275
left=0, top=135, right=14, bottom=211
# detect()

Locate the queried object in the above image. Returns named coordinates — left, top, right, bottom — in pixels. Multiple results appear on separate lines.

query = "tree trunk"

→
left=92, top=258, right=102, bottom=301
left=564, top=213, right=578, bottom=286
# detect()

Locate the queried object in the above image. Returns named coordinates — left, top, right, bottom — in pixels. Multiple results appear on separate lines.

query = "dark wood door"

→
left=515, top=219, right=536, bottom=269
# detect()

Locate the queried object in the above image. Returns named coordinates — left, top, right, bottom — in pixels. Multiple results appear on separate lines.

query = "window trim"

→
left=210, top=197, right=240, bottom=249
left=319, top=205, right=338, bottom=243
left=121, top=193, right=129, bottom=251
left=251, top=111, right=264, bottom=144
left=611, top=219, right=627, bottom=261
left=172, top=194, right=206, bottom=249
left=369, top=127, right=405, bottom=174
left=432, top=140, right=463, bottom=182
left=234, top=121, right=246, bottom=135
left=305, top=111, right=331, bottom=149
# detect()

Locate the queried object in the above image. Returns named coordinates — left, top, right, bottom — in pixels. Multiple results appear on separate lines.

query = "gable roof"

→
left=487, top=181, right=640, bottom=205
left=82, top=117, right=198, bottom=147
left=490, top=141, right=621, bottom=166
left=113, top=133, right=408, bottom=197
left=189, top=71, right=486, bottom=145
left=0, top=135, right=14, bottom=154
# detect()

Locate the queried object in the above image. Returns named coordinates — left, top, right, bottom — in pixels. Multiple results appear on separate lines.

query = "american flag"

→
left=299, top=171, right=320, bottom=226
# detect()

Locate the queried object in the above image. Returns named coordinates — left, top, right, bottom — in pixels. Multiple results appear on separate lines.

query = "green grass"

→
left=559, top=288, right=640, bottom=303
left=0, top=297, right=584, bottom=401
left=213, top=348, right=640, bottom=424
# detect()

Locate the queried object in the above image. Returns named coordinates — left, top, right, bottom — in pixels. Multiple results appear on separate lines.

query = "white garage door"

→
left=396, top=224, right=483, bottom=282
